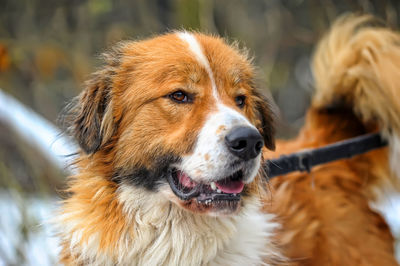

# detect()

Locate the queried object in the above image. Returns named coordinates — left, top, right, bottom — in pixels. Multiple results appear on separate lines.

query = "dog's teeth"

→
left=217, top=189, right=221, bottom=193
left=210, top=182, right=217, bottom=190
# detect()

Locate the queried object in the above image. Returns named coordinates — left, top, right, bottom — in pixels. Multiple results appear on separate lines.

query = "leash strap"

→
left=264, top=133, right=388, bottom=178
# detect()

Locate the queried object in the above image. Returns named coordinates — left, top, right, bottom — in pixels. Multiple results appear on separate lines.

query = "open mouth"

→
left=167, top=168, right=245, bottom=203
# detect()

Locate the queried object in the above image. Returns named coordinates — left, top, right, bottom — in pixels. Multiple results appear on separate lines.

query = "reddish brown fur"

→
left=107, top=34, right=272, bottom=171
left=59, top=15, right=400, bottom=265
left=263, top=109, right=396, bottom=265
left=60, top=173, right=131, bottom=262
left=59, top=32, right=275, bottom=264
left=262, top=15, right=400, bottom=265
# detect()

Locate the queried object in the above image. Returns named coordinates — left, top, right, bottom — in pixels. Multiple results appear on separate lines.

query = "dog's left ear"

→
left=253, top=91, right=276, bottom=151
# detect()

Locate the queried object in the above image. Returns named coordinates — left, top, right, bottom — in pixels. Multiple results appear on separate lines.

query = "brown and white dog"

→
left=57, top=15, right=400, bottom=265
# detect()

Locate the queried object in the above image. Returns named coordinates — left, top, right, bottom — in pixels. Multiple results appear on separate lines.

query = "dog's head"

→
left=66, top=32, right=275, bottom=216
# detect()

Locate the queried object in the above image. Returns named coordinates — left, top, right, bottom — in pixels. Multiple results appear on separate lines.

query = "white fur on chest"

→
left=111, top=185, right=279, bottom=265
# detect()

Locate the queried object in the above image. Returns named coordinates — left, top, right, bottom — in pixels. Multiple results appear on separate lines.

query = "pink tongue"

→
left=177, top=171, right=197, bottom=188
left=215, top=180, right=244, bottom=194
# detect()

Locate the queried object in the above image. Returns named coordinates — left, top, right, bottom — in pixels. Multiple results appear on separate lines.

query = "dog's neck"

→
left=115, top=183, right=281, bottom=265
left=58, top=174, right=282, bottom=265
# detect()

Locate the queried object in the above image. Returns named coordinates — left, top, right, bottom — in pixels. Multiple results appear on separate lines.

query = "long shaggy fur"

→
left=57, top=32, right=283, bottom=265
left=263, top=15, right=400, bottom=265
left=57, top=14, right=400, bottom=266
left=313, top=15, right=400, bottom=180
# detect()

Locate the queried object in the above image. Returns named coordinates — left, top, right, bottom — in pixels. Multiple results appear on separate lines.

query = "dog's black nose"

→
left=225, top=126, right=264, bottom=161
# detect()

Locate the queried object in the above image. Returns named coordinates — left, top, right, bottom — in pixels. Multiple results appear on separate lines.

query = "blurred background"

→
left=0, top=0, right=400, bottom=264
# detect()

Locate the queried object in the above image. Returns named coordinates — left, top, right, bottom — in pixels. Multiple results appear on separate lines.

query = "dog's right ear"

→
left=66, top=67, right=116, bottom=154
left=252, top=90, right=276, bottom=151
left=61, top=47, right=125, bottom=154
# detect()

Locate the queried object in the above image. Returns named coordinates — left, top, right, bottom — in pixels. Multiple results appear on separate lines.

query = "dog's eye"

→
left=169, top=90, right=190, bottom=103
left=235, top=95, right=246, bottom=108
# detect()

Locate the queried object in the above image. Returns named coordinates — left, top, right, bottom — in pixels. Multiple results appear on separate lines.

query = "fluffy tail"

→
left=312, top=14, right=400, bottom=179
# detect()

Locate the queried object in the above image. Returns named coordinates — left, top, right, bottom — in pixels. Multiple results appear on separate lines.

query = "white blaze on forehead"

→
left=177, top=32, right=219, bottom=99
left=176, top=32, right=261, bottom=184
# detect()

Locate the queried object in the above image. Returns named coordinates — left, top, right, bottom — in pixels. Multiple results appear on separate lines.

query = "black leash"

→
left=264, top=133, right=388, bottom=178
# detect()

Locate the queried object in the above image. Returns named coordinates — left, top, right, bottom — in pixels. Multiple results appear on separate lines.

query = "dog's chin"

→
left=162, top=189, right=243, bottom=216
left=162, top=167, right=256, bottom=216
left=176, top=197, right=242, bottom=216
